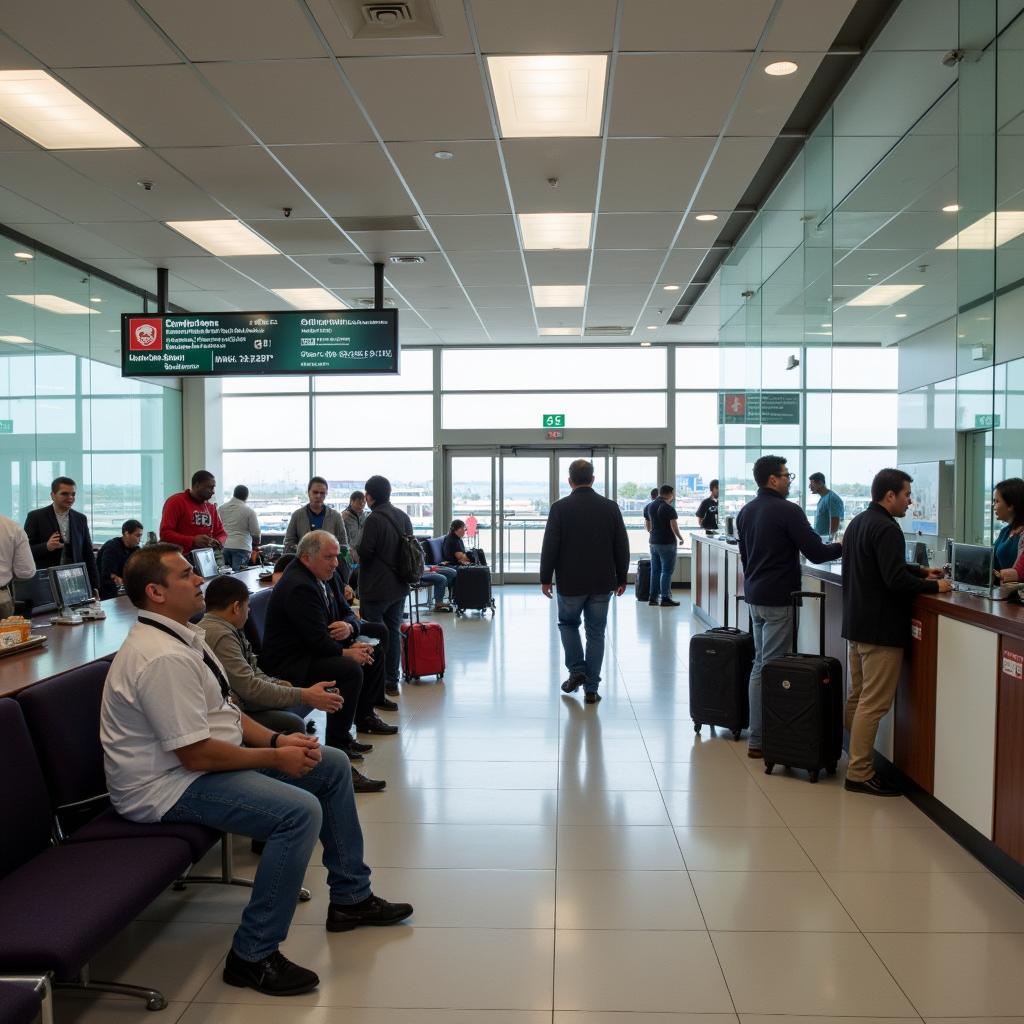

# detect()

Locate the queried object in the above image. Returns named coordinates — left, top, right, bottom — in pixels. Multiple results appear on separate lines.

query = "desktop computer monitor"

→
left=48, top=564, right=94, bottom=613
left=13, top=569, right=57, bottom=615
left=191, top=547, right=219, bottom=579
left=905, top=541, right=929, bottom=567
left=951, top=543, right=994, bottom=596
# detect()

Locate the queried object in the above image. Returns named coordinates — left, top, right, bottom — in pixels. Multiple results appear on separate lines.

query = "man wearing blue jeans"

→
left=648, top=484, right=682, bottom=607
left=101, top=544, right=412, bottom=998
left=540, top=459, right=630, bottom=705
left=736, top=455, right=842, bottom=756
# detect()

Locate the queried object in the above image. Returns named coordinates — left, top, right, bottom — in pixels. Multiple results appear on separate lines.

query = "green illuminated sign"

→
left=718, top=391, right=800, bottom=425
left=543, top=413, right=565, bottom=428
left=0, top=419, right=12, bottom=434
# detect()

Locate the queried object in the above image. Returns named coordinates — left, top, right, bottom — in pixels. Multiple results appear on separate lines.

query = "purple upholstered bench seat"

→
left=0, top=980, right=41, bottom=1024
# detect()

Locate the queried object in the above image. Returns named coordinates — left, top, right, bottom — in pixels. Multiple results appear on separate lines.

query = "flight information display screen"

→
left=121, top=310, right=398, bottom=378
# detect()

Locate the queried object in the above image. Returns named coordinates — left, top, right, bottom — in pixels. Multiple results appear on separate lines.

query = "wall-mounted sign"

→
left=974, top=413, right=1001, bottom=429
left=0, top=419, right=13, bottom=434
left=718, top=391, right=800, bottom=425
left=121, top=310, right=398, bottom=378
left=1003, top=650, right=1023, bottom=681
left=543, top=413, right=565, bottom=428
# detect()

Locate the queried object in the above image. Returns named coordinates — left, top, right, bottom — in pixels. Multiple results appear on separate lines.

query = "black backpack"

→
left=376, top=509, right=425, bottom=585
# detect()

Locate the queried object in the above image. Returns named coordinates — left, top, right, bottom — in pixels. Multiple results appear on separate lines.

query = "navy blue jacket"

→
left=736, top=488, right=841, bottom=606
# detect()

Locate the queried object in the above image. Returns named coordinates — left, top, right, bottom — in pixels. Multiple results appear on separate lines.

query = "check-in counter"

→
left=692, top=532, right=1024, bottom=891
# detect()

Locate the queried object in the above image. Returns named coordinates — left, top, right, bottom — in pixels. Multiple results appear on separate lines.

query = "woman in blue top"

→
left=992, top=477, right=1024, bottom=583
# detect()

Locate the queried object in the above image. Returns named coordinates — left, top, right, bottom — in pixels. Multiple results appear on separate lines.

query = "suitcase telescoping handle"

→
left=790, top=590, right=826, bottom=657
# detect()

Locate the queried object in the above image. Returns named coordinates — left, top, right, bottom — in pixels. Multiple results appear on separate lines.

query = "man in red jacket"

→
left=160, top=470, right=227, bottom=553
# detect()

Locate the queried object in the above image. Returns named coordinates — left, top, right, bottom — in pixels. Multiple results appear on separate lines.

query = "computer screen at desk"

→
left=951, top=543, right=994, bottom=595
left=191, top=548, right=218, bottom=578
left=50, top=564, right=93, bottom=610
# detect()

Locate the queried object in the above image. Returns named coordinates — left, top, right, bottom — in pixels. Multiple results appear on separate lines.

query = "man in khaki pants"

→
left=840, top=468, right=951, bottom=796
left=0, top=513, right=36, bottom=619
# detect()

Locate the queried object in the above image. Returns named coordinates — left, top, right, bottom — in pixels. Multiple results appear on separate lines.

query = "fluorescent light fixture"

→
left=0, top=334, right=32, bottom=344
left=894, top=312, right=908, bottom=318
left=845, top=283, right=923, bottom=307
left=663, top=284, right=680, bottom=291
left=271, top=288, right=347, bottom=310
left=487, top=54, right=607, bottom=138
left=518, top=212, right=592, bottom=250
left=0, top=70, right=138, bottom=149
left=640, top=341, right=652, bottom=347
left=936, top=211, right=1024, bottom=250
left=532, top=285, right=585, bottom=307
left=539, top=327, right=580, bottom=336
left=90, top=297, right=102, bottom=303
left=13, top=251, right=33, bottom=260
left=765, top=60, right=799, bottom=76
left=8, top=293, right=100, bottom=314
left=165, top=220, right=278, bottom=257
left=695, top=213, right=718, bottom=222
left=942, top=204, right=960, bottom=213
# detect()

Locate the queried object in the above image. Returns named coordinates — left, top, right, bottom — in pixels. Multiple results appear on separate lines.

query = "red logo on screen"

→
left=724, top=393, right=746, bottom=416
left=129, top=318, right=162, bottom=351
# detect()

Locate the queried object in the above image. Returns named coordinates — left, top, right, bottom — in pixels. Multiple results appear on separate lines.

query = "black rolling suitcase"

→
left=761, top=590, right=843, bottom=783
left=453, top=565, right=495, bottom=616
left=635, top=558, right=651, bottom=601
left=689, top=581, right=751, bottom=740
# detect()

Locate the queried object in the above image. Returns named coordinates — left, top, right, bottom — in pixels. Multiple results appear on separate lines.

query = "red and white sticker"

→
left=910, top=619, right=922, bottom=641
left=1002, top=650, right=1023, bottom=681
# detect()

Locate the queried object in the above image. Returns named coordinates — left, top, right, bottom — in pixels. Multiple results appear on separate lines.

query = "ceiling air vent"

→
left=330, top=0, right=442, bottom=39
left=353, top=296, right=398, bottom=308
left=389, top=255, right=424, bottom=264
left=584, top=326, right=634, bottom=337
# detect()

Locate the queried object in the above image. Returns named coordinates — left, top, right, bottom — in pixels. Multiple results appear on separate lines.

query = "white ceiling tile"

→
left=601, top=138, right=714, bottom=212
left=610, top=54, right=750, bottom=137
left=537, top=309, right=587, bottom=328
left=478, top=309, right=536, bottom=327
left=662, top=249, right=705, bottom=283
left=0, top=32, right=43, bottom=69
left=389, top=141, right=510, bottom=215
left=59, top=66, right=253, bottom=148
left=729, top=54, right=825, bottom=136
left=590, top=249, right=666, bottom=285
left=429, top=215, right=519, bottom=251
left=503, top=139, right=601, bottom=214
left=341, top=56, right=492, bottom=141
left=1, top=222, right=136, bottom=260
left=80, top=221, right=209, bottom=258
left=156, top=146, right=321, bottom=219
left=139, top=0, right=325, bottom=60
left=164, top=291, right=241, bottom=311
left=86, top=258, right=193, bottom=294
left=274, top=143, right=415, bottom=218
left=154, top=257, right=256, bottom=290
left=466, top=285, right=532, bottom=307
left=1, top=0, right=179, bottom=67
left=246, top=219, right=357, bottom=256
left=0, top=186, right=66, bottom=223
left=375, top=253, right=457, bottom=288
left=395, top=286, right=469, bottom=308
left=294, top=255, right=378, bottom=288
left=421, top=309, right=484, bottom=329
left=347, top=230, right=439, bottom=257
left=675, top=218, right=728, bottom=248
left=471, top=0, right=617, bottom=52
left=620, top=0, right=774, bottom=51
left=427, top=329, right=489, bottom=343
left=692, top=137, right=775, bottom=210
left=587, top=283, right=656, bottom=304
left=307, top=0, right=474, bottom=56
left=0, top=122, right=43, bottom=152
left=449, top=250, right=527, bottom=286
left=766, top=0, right=858, bottom=51
left=595, top=213, right=680, bottom=249
left=199, top=61, right=375, bottom=146
left=525, top=251, right=590, bottom=285
left=224, top=255, right=332, bottom=290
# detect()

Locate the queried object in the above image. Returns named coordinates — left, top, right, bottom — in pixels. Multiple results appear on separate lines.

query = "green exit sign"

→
left=0, top=419, right=13, bottom=434
left=974, top=413, right=1001, bottom=429
left=543, top=413, right=565, bottom=428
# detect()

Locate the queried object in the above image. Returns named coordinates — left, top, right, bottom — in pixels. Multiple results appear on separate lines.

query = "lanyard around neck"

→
left=140, top=617, right=230, bottom=700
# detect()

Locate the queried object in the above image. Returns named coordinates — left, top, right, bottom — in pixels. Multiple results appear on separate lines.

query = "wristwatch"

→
left=269, top=732, right=281, bottom=748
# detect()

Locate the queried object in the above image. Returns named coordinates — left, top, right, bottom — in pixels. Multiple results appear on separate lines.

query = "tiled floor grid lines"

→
left=55, top=587, right=1024, bottom=1023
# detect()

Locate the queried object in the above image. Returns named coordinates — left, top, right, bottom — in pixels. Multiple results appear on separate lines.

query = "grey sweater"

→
left=283, top=504, right=348, bottom=554
left=200, top=613, right=303, bottom=710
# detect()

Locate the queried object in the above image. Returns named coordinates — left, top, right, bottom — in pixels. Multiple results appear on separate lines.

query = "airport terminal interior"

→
left=2, top=0, right=1024, bottom=1020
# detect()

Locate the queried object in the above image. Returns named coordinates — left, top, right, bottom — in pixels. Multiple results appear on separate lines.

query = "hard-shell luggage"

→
left=689, top=578, right=751, bottom=739
left=635, top=558, right=651, bottom=601
left=761, top=590, right=843, bottom=783
left=453, top=565, right=495, bottom=616
left=401, top=590, right=446, bottom=682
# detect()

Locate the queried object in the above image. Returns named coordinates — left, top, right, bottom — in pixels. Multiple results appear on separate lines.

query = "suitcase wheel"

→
left=693, top=722, right=701, bottom=734
left=438, top=671, right=445, bottom=680
left=731, top=729, right=742, bottom=741
left=764, top=762, right=774, bottom=775
left=808, top=770, right=820, bottom=784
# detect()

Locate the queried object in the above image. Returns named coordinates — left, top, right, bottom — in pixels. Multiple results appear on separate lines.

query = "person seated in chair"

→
left=418, top=563, right=456, bottom=612
left=100, top=543, right=413, bottom=998
left=442, top=520, right=473, bottom=566
left=97, top=519, right=144, bottom=599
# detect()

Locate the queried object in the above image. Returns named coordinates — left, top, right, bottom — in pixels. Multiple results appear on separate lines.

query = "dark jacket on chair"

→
left=539, top=486, right=629, bottom=597
left=23, top=505, right=99, bottom=589
left=260, top=560, right=360, bottom=683
left=358, top=501, right=414, bottom=605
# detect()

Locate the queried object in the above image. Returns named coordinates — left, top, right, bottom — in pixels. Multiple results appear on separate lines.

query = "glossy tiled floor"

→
left=58, top=587, right=1024, bottom=1024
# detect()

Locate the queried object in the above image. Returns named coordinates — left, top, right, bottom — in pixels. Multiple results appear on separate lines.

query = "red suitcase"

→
left=400, top=592, right=446, bottom=682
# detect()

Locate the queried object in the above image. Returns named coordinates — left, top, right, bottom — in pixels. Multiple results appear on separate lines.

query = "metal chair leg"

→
left=173, top=834, right=311, bottom=901
left=57, top=964, right=167, bottom=1011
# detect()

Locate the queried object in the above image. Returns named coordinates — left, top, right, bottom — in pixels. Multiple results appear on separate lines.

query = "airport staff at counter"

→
left=993, top=478, right=1024, bottom=584
left=160, top=470, right=227, bottom=553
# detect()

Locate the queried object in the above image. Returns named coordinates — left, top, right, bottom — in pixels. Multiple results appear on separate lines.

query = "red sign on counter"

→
left=911, top=619, right=922, bottom=641
left=1002, top=650, right=1023, bottom=681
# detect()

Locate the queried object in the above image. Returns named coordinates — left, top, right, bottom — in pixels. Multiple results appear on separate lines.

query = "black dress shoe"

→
left=223, top=949, right=319, bottom=996
left=584, top=691, right=602, bottom=705
left=844, top=775, right=900, bottom=797
left=347, top=738, right=374, bottom=754
left=385, top=682, right=400, bottom=697
left=351, top=768, right=386, bottom=793
left=339, top=746, right=364, bottom=762
left=357, top=715, right=399, bottom=735
left=374, top=697, right=399, bottom=712
left=648, top=598, right=659, bottom=606
left=326, top=894, right=414, bottom=932
left=561, top=672, right=586, bottom=694
left=660, top=597, right=680, bottom=607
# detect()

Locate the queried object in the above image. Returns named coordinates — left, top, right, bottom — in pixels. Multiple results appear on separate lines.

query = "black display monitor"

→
left=951, top=543, right=994, bottom=596
left=13, top=569, right=57, bottom=616
left=191, top=547, right=219, bottom=579
left=48, top=564, right=93, bottom=612
left=905, top=541, right=929, bottom=567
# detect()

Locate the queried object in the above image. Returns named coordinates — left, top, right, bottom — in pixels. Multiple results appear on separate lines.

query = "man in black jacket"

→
left=24, top=476, right=99, bottom=590
left=358, top=476, right=413, bottom=698
left=261, top=530, right=395, bottom=792
left=736, top=455, right=842, bottom=757
left=540, top=459, right=629, bottom=705
left=841, top=468, right=951, bottom=796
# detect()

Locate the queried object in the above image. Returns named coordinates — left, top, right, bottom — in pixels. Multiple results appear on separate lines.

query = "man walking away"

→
left=841, top=468, right=950, bottom=796
left=648, top=484, right=682, bottom=607
left=808, top=473, right=844, bottom=539
left=642, top=488, right=659, bottom=534
left=219, top=485, right=261, bottom=571
left=736, top=455, right=842, bottom=757
left=540, top=459, right=629, bottom=706
left=696, top=479, right=720, bottom=533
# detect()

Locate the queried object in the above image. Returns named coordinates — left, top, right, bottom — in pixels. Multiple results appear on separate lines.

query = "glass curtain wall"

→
left=0, top=234, right=182, bottom=540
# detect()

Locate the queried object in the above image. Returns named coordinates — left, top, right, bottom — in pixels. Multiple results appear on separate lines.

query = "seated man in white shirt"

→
left=100, top=543, right=412, bottom=998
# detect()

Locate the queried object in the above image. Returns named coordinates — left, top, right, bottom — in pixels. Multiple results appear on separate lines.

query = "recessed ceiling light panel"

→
left=942, top=204, right=961, bottom=213
left=764, top=60, right=799, bottom=76
left=845, top=284, right=924, bottom=307
left=695, top=213, right=718, bottom=222
left=936, top=211, right=1024, bottom=250
left=271, top=288, right=347, bottom=310
left=13, top=251, right=33, bottom=260
left=539, top=327, right=581, bottom=336
left=487, top=54, right=608, bottom=138
left=0, top=334, right=33, bottom=344
left=663, top=284, right=680, bottom=291
left=166, top=220, right=278, bottom=257
left=0, top=70, right=138, bottom=149
left=8, top=293, right=101, bottom=314
left=518, top=212, right=592, bottom=250
left=532, top=285, right=585, bottom=307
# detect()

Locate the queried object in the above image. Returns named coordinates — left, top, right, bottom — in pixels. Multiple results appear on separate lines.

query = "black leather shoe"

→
left=374, top=697, right=399, bottom=712
left=326, top=894, right=414, bottom=932
left=340, top=746, right=364, bottom=762
left=223, top=949, right=319, bottom=996
left=845, top=775, right=900, bottom=797
left=584, top=691, right=602, bottom=705
left=347, top=738, right=374, bottom=753
left=357, top=715, right=399, bottom=735
left=352, top=768, right=386, bottom=793
left=385, top=682, right=400, bottom=697
left=561, top=672, right=586, bottom=694
left=648, top=598, right=659, bottom=606
left=660, top=597, right=680, bottom=607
